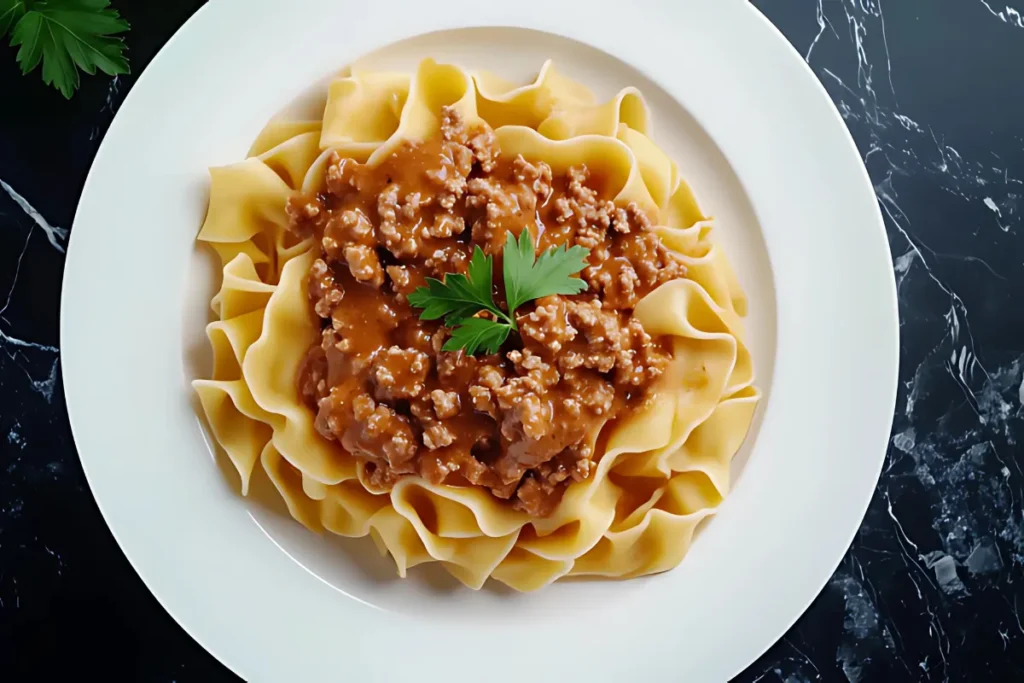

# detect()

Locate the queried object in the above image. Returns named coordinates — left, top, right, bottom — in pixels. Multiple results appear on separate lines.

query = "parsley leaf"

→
left=407, top=246, right=511, bottom=326
left=408, top=229, right=590, bottom=355
left=0, top=1, right=25, bottom=36
left=442, top=317, right=513, bottom=355
left=9, top=0, right=130, bottom=99
left=503, top=229, right=591, bottom=312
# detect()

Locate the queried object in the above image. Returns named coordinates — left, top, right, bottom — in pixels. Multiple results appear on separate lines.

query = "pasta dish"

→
left=193, top=58, right=758, bottom=591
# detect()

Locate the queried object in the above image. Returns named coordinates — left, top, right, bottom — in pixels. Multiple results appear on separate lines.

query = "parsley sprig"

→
left=408, top=230, right=591, bottom=355
left=2, top=0, right=130, bottom=99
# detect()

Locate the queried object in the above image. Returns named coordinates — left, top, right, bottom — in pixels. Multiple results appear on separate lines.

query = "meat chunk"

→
left=376, top=183, right=421, bottom=258
left=467, top=124, right=500, bottom=173
left=513, top=155, right=552, bottom=199
left=430, top=389, right=461, bottom=419
left=285, top=194, right=324, bottom=237
left=322, top=209, right=375, bottom=262
left=495, top=382, right=552, bottom=441
left=467, top=177, right=527, bottom=252
left=345, top=394, right=418, bottom=469
left=371, top=346, right=431, bottom=400
left=308, top=258, right=344, bottom=318
left=468, top=364, right=505, bottom=418
left=344, top=244, right=384, bottom=288
left=518, top=296, right=577, bottom=353
left=428, top=213, right=465, bottom=239
left=440, top=106, right=470, bottom=145
left=423, top=423, right=456, bottom=450
left=325, top=153, right=365, bottom=195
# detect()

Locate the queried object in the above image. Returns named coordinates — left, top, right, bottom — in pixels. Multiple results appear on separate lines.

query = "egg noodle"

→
left=193, top=58, right=758, bottom=591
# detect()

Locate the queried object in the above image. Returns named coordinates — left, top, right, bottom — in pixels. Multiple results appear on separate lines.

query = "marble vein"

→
left=0, top=230, right=60, bottom=398
left=0, top=177, right=63, bottom=404
left=805, top=0, right=837, bottom=62
left=983, top=196, right=1009, bottom=231
left=783, top=637, right=822, bottom=679
left=893, top=113, right=922, bottom=132
left=809, top=0, right=1022, bottom=252
left=876, top=180, right=986, bottom=384
left=876, top=0, right=897, bottom=104
left=883, top=488, right=938, bottom=595
left=0, top=327, right=58, bottom=355
left=89, top=76, right=124, bottom=141
left=842, top=3, right=875, bottom=112
left=979, top=0, right=1024, bottom=27
left=0, top=223, right=33, bottom=319
left=0, top=180, right=68, bottom=253
left=1011, top=594, right=1024, bottom=635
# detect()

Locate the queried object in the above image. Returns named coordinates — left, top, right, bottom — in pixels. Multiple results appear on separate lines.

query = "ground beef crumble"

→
left=287, top=107, right=688, bottom=517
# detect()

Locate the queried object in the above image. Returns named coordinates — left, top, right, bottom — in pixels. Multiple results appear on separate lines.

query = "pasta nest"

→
left=193, top=58, right=758, bottom=591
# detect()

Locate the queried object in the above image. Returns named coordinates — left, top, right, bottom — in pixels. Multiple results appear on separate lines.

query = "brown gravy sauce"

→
left=286, top=108, right=688, bottom=516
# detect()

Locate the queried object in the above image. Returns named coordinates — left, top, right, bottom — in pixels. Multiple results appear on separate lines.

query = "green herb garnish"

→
left=4, top=0, right=130, bottom=99
left=408, top=230, right=591, bottom=355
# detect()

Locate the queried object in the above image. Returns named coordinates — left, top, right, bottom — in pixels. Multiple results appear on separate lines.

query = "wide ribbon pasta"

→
left=193, top=58, right=759, bottom=591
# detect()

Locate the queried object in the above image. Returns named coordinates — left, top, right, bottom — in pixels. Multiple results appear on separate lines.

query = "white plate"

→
left=61, top=1, right=898, bottom=681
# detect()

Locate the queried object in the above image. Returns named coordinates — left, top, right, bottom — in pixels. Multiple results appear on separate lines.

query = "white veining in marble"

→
left=0, top=178, right=62, bottom=402
left=893, top=113, right=922, bottom=133
left=983, top=196, right=1009, bottom=231
left=0, top=223, right=33, bottom=323
left=0, top=180, right=68, bottom=253
left=88, top=75, right=123, bottom=141
left=805, top=0, right=836, bottom=62
left=979, top=0, right=1024, bottom=27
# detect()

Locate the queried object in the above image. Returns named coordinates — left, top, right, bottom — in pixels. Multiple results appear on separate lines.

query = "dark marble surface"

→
left=1, top=0, right=1022, bottom=680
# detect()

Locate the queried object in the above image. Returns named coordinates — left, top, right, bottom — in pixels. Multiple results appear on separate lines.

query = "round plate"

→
left=61, top=1, right=898, bottom=681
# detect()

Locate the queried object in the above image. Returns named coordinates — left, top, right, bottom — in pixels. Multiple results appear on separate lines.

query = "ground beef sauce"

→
left=287, top=107, right=689, bottom=517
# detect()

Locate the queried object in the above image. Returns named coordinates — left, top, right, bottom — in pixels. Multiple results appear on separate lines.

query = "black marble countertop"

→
left=2, top=1, right=1023, bottom=680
